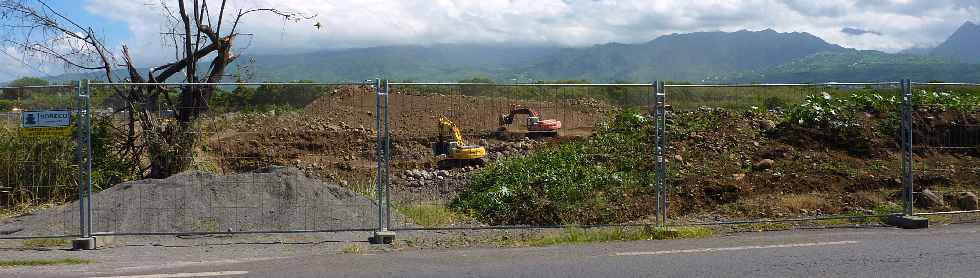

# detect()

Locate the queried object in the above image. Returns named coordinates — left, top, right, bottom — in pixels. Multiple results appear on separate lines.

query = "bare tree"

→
left=0, top=0, right=313, bottom=178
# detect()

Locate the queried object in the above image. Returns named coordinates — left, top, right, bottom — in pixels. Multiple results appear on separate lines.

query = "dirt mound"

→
left=2, top=167, right=401, bottom=237
left=206, top=86, right=614, bottom=199
left=913, top=108, right=980, bottom=150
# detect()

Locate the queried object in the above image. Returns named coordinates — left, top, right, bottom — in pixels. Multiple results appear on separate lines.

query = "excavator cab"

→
left=498, top=105, right=561, bottom=137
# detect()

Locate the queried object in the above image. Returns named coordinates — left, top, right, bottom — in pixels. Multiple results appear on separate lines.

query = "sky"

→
left=1, top=0, right=978, bottom=81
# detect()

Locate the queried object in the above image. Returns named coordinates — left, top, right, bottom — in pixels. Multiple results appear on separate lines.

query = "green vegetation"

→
left=508, top=226, right=713, bottom=247
left=731, top=222, right=794, bottom=232
left=749, top=50, right=980, bottom=83
left=210, top=81, right=329, bottom=112
left=0, top=258, right=91, bottom=267
left=0, top=113, right=134, bottom=215
left=22, top=238, right=69, bottom=248
left=342, top=244, right=363, bottom=254
left=453, top=110, right=656, bottom=225
left=396, top=203, right=470, bottom=228
left=397, top=79, right=649, bottom=109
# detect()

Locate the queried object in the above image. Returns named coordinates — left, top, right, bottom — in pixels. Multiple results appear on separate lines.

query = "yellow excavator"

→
left=433, top=116, right=487, bottom=169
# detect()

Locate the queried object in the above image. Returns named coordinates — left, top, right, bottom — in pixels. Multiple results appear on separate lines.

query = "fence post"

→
left=885, top=79, right=928, bottom=229
left=371, top=79, right=395, bottom=244
left=72, top=79, right=95, bottom=250
left=383, top=80, right=392, bottom=232
left=901, top=79, right=914, bottom=216
left=653, top=81, right=667, bottom=226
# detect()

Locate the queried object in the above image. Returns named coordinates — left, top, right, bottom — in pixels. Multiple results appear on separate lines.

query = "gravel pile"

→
left=2, top=167, right=401, bottom=237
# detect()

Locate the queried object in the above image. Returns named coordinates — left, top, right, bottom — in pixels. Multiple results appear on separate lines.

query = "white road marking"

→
left=615, top=240, right=860, bottom=256
left=87, top=271, right=249, bottom=278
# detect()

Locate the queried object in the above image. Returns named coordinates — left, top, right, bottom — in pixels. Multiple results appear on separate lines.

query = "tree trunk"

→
left=146, top=123, right=196, bottom=179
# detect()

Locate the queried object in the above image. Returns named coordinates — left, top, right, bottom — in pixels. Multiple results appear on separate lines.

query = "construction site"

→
left=1, top=81, right=978, bottom=239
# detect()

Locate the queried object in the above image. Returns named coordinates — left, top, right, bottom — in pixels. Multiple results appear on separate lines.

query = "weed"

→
left=347, top=179, right=377, bottom=200
left=811, top=212, right=877, bottom=226
left=780, top=194, right=833, bottom=213
left=396, top=203, right=468, bottom=228
left=872, top=203, right=903, bottom=215
left=22, top=238, right=69, bottom=249
left=511, top=226, right=713, bottom=247
left=814, top=161, right=859, bottom=178
left=733, top=222, right=793, bottom=232
left=197, top=217, right=220, bottom=233
left=925, top=215, right=952, bottom=224
left=0, top=258, right=91, bottom=267
left=341, top=244, right=362, bottom=254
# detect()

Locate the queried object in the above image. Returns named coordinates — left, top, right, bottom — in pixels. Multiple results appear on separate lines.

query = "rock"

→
left=673, top=155, right=684, bottom=163
left=754, top=159, right=775, bottom=170
left=917, top=189, right=944, bottom=208
left=759, top=120, right=775, bottom=130
left=955, top=192, right=978, bottom=211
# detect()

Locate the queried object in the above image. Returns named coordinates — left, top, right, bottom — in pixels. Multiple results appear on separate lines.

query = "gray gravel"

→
left=1, top=167, right=404, bottom=237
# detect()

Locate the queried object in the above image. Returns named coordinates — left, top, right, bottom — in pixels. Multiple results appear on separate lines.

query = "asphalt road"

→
left=13, top=223, right=980, bottom=278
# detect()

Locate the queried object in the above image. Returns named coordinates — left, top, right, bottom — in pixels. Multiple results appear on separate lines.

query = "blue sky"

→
left=1, top=0, right=978, bottom=81
left=46, top=1, right=128, bottom=42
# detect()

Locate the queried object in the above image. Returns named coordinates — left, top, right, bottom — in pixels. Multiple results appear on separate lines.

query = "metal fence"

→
left=661, top=82, right=907, bottom=226
left=0, top=79, right=978, bottom=242
left=0, top=84, right=84, bottom=238
left=909, top=82, right=980, bottom=219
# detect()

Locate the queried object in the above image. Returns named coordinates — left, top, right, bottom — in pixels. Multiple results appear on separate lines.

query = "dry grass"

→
left=780, top=194, right=833, bottom=213
left=503, top=226, right=714, bottom=247
left=733, top=222, right=794, bottom=232
left=341, top=244, right=362, bottom=254
left=0, top=258, right=91, bottom=267
left=396, top=203, right=469, bottom=228
left=22, top=238, right=69, bottom=249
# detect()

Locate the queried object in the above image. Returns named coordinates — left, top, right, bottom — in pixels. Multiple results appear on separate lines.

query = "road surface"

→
left=10, top=223, right=980, bottom=278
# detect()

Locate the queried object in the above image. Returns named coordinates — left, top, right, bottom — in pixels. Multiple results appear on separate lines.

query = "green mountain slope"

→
left=244, top=44, right=557, bottom=82
left=523, top=29, right=847, bottom=82
left=742, top=50, right=980, bottom=83
left=28, top=25, right=980, bottom=84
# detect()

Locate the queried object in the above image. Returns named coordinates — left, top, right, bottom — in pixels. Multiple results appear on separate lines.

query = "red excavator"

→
left=498, top=105, right=561, bottom=137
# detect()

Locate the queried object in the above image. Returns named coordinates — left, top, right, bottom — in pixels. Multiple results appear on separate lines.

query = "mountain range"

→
left=40, top=21, right=980, bottom=84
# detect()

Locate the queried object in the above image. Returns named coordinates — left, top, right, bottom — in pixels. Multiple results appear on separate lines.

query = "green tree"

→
left=7, top=76, right=48, bottom=87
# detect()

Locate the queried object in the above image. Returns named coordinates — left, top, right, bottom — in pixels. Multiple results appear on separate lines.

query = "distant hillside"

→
left=742, top=50, right=980, bottom=83
left=932, top=22, right=980, bottom=64
left=523, top=29, right=848, bottom=82
left=32, top=26, right=980, bottom=84
left=245, top=44, right=557, bottom=82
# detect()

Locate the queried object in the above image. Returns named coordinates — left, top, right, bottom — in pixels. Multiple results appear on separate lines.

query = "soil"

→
left=206, top=86, right=613, bottom=203
left=203, top=88, right=979, bottom=223
left=667, top=107, right=980, bottom=220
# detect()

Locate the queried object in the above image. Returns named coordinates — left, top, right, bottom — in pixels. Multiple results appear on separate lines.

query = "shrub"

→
left=763, top=96, right=786, bottom=110
left=452, top=110, right=657, bottom=225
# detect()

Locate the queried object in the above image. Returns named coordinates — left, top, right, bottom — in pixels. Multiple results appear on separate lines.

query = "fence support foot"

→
left=369, top=231, right=396, bottom=244
left=885, top=215, right=928, bottom=229
left=71, top=237, right=96, bottom=250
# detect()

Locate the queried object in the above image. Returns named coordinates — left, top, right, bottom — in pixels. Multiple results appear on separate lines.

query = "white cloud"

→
left=3, top=0, right=977, bottom=78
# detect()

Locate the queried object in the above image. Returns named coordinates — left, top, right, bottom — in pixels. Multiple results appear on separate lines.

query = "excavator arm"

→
left=437, top=116, right=467, bottom=146
left=499, top=105, right=541, bottom=125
